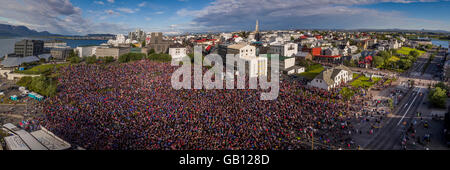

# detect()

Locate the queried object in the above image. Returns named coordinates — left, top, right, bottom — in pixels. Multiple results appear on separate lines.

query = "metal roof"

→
left=31, top=129, right=71, bottom=150
left=1, top=56, right=40, bottom=67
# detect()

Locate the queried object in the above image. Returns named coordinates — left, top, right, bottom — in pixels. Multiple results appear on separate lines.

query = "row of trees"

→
left=118, top=52, right=172, bottom=63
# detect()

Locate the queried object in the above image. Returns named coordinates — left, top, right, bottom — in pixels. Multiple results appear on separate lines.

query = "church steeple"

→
left=255, top=20, right=259, bottom=33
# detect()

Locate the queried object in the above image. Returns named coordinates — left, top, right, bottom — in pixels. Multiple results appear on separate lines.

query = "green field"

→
left=396, top=47, right=425, bottom=56
left=350, top=76, right=381, bottom=89
left=15, top=63, right=70, bottom=75
left=299, top=64, right=324, bottom=80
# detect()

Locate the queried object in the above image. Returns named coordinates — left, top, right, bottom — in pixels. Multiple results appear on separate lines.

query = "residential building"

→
left=219, top=43, right=256, bottom=59
left=308, top=65, right=353, bottom=90
left=169, top=44, right=187, bottom=61
left=14, top=40, right=44, bottom=57
left=269, top=42, right=298, bottom=57
left=295, top=52, right=313, bottom=61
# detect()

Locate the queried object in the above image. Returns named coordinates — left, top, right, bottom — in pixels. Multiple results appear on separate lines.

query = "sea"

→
left=0, top=37, right=107, bottom=56
left=431, top=39, right=449, bottom=48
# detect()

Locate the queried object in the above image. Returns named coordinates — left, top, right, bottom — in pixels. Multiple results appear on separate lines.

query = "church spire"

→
left=255, top=20, right=259, bottom=33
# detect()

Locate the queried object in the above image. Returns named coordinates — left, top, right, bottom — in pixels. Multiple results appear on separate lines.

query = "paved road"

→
left=364, top=87, right=425, bottom=150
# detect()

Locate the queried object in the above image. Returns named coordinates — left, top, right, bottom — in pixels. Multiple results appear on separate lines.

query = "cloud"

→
left=107, top=0, right=115, bottom=3
left=155, top=11, right=165, bottom=15
left=138, top=2, right=147, bottom=7
left=0, top=0, right=130, bottom=35
left=105, top=9, right=119, bottom=15
left=117, top=8, right=138, bottom=14
left=177, top=0, right=450, bottom=32
left=94, top=1, right=104, bottom=5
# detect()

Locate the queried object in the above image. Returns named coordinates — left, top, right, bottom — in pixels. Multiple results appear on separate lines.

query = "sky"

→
left=0, top=0, right=449, bottom=35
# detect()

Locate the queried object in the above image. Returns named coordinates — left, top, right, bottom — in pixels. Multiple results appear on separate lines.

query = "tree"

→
left=435, top=82, right=449, bottom=91
left=372, top=56, right=385, bottom=68
left=142, top=41, right=146, bottom=47
left=100, top=56, right=115, bottom=64
left=147, top=49, right=156, bottom=56
left=429, top=87, right=447, bottom=108
left=68, top=56, right=82, bottom=64
left=85, top=55, right=98, bottom=64
left=119, top=53, right=146, bottom=63
left=410, top=51, right=420, bottom=58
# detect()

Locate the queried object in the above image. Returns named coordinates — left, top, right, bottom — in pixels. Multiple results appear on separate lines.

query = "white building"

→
left=169, top=44, right=187, bottom=61
left=75, top=46, right=99, bottom=57
left=227, top=43, right=257, bottom=58
left=308, top=65, right=353, bottom=91
left=221, top=43, right=267, bottom=78
left=240, top=56, right=268, bottom=78
left=269, top=43, right=298, bottom=57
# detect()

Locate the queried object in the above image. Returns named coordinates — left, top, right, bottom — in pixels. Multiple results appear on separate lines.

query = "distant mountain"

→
left=0, top=24, right=60, bottom=37
left=352, top=28, right=450, bottom=34
left=86, top=34, right=115, bottom=37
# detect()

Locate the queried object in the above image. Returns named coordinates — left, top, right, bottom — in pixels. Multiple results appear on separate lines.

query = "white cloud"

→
left=155, top=11, right=164, bottom=15
left=107, top=0, right=115, bottom=3
left=138, top=2, right=147, bottom=7
left=176, top=0, right=450, bottom=32
left=105, top=9, right=119, bottom=15
left=94, top=1, right=104, bottom=5
left=117, top=8, right=138, bottom=14
left=0, top=0, right=130, bottom=35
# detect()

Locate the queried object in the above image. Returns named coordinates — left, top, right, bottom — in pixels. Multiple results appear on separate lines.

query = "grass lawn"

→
left=396, top=47, right=425, bottom=56
left=299, top=64, right=324, bottom=80
left=388, top=56, right=400, bottom=63
left=353, top=73, right=360, bottom=79
left=15, top=63, right=70, bottom=75
left=350, top=76, right=381, bottom=89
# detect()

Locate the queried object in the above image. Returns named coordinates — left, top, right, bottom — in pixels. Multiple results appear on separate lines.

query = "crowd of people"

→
left=34, top=60, right=363, bottom=150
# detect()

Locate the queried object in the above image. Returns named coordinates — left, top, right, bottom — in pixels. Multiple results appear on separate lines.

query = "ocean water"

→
left=431, top=39, right=449, bottom=48
left=0, top=37, right=107, bottom=56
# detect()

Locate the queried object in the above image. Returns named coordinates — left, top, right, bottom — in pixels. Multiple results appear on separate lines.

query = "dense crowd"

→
left=35, top=60, right=361, bottom=150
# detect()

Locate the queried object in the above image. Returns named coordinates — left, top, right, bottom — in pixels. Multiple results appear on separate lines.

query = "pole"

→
left=311, top=132, right=314, bottom=150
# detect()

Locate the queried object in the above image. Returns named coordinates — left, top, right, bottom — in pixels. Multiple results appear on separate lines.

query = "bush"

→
left=118, top=53, right=146, bottom=63
left=147, top=49, right=156, bottom=55
left=147, top=53, right=172, bottom=62
left=99, top=56, right=115, bottom=64
left=85, top=56, right=98, bottom=64
left=68, top=56, right=82, bottom=64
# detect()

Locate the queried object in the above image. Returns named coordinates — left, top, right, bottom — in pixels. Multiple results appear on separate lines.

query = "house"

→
left=168, top=43, right=187, bottom=61
left=268, top=42, right=298, bottom=57
left=295, top=52, right=313, bottom=61
left=218, top=43, right=256, bottom=59
left=308, top=65, right=353, bottom=90
left=323, top=48, right=340, bottom=56
left=219, top=43, right=266, bottom=78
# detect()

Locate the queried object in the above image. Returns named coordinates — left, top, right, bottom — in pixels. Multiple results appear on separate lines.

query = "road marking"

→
left=397, top=88, right=421, bottom=126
